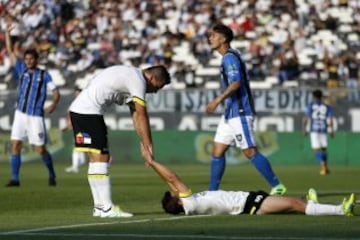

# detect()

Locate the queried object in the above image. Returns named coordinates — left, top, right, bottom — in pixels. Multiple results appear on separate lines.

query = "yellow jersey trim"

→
left=132, top=97, right=146, bottom=107
left=179, top=190, right=192, bottom=198
left=88, top=174, right=109, bottom=179
left=250, top=206, right=257, bottom=215
left=74, top=147, right=101, bottom=154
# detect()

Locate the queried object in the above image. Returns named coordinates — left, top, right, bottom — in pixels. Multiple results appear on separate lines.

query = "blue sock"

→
left=315, top=152, right=322, bottom=163
left=208, top=156, right=226, bottom=190
left=42, top=152, right=56, bottom=179
left=321, top=152, right=327, bottom=163
left=250, top=152, right=279, bottom=187
left=10, top=154, right=21, bottom=182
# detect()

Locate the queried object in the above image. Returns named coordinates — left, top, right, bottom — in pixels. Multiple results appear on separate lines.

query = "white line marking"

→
left=2, top=232, right=360, bottom=240
left=1, top=215, right=359, bottom=240
left=0, top=215, right=211, bottom=235
left=0, top=221, right=119, bottom=235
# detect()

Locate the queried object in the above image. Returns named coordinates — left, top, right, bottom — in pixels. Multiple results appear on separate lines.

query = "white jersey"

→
left=181, top=190, right=249, bottom=215
left=69, top=66, right=146, bottom=114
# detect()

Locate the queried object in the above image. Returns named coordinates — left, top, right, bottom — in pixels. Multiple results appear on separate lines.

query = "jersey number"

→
left=311, top=105, right=327, bottom=120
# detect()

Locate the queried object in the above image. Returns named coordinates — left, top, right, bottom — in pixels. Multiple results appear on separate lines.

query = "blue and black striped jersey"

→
left=220, top=48, right=256, bottom=119
left=305, top=100, right=333, bottom=133
left=14, top=59, right=55, bottom=116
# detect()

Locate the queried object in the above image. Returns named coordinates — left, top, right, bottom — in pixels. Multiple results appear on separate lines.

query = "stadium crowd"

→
left=0, top=0, right=359, bottom=91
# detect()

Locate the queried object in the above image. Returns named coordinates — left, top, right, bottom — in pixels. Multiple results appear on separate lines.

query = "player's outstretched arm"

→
left=148, top=160, right=191, bottom=197
left=130, top=101, right=154, bottom=163
left=4, top=22, right=16, bottom=65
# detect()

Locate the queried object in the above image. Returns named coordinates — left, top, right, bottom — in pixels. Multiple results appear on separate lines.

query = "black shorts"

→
left=69, top=112, right=109, bottom=154
left=243, top=190, right=269, bottom=215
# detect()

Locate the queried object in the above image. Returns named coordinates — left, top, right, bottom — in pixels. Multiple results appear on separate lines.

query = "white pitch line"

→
left=1, top=215, right=359, bottom=240
left=2, top=232, right=360, bottom=240
left=0, top=221, right=119, bottom=235
left=0, top=215, right=211, bottom=235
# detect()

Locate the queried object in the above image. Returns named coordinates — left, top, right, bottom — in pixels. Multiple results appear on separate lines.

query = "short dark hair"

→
left=24, top=48, right=39, bottom=60
left=212, top=23, right=234, bottom=43
left=313, top=89, right=323, bottom=99
left=146, top=65, right=171, bottom=85
left=161, top=191, right=184, bottom=215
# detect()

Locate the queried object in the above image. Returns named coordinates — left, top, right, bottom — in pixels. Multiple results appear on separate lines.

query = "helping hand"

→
left=140, top=142, right=154, bottom=166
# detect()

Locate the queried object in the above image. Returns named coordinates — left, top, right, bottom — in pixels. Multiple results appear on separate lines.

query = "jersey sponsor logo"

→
left=228, top=64, right=236, bottom=71
left=75, top=132, right=92, bottom=144
left=227, top=64, right=239, bottom=77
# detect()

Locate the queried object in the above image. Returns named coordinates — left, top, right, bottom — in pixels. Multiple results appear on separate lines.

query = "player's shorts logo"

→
left=235, top=134, right=242, bottom=142
left=76, top=132, right=92, bottom=144
left=38, top=133, right=44, bottom=139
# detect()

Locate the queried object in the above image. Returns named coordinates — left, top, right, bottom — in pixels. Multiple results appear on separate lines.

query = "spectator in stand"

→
left=277, top=51, right=299, bottom=85
left=228, top=17, right=241, bottom=37
left=324, top=55, right=341, bottom=88
left=76, top=49, right=94, bottom=72
left=0, top=0, right=359, bottom=91
left=343, top=52, right=360, bottom=103
left=239, top=11, right=256, bottom=39
left=0, top=51, right=11, bottom=78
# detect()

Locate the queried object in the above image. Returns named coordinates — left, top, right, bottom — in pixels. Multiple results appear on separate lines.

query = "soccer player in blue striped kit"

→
left=303, top=89, right=335, bottom=175
left=206, top=23, right=286, bottom=195
left=4, top=22, right=60, bottom=187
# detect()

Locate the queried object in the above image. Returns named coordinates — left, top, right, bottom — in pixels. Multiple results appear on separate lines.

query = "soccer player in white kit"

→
left=69, top=65, right=170, bottom=218
left=145, top=157, right=355, bottom=217
left=303, top=89, right=335, bottom=175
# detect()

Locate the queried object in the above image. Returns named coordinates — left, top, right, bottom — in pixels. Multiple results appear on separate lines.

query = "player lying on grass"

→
left=145, top=157, right=355, bottom=216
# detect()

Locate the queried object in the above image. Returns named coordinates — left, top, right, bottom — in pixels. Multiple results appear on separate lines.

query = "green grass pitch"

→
left=0, top=161, right=359, bottom=240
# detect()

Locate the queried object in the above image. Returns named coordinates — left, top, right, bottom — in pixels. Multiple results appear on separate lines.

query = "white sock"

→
left=88, top=162, right=113, bottom=210
left=305, top=201, right=344, bottom=215
left=73, top=150, right=86, bottom=169
left=72, top=151, right=81, bottom=169
left=88, top=164, right=101, bottom=209
left=79, top=152, right=86, bottom=166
